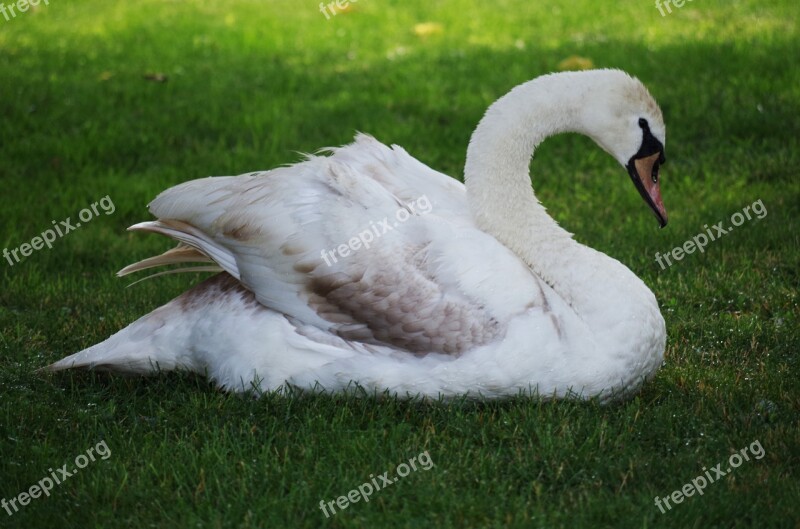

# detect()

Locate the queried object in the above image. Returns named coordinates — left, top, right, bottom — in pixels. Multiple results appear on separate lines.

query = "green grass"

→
left=1, top=0, right=798, bottom=527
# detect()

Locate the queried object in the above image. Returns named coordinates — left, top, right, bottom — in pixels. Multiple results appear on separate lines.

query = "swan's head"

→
left=580, top=71, right=668, bottom=227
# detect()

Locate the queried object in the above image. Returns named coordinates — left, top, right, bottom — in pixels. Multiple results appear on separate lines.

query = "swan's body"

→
left=47, top=69, right=668, bottom=401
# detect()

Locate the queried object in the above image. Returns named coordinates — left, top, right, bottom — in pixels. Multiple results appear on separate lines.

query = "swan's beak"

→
left=627, top=151, right=667, bottom=228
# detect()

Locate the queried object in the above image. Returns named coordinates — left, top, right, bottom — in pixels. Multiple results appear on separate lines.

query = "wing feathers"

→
left=127, top=220, right=241, bottom=280
left=115, top=134, right=548, bottom=358
left=117, top=244, right=213, bottom=277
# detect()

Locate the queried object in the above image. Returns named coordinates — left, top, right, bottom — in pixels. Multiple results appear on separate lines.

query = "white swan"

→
left=47, top=69, right=668, bottom=401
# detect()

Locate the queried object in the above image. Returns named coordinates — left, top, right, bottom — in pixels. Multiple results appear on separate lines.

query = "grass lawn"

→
left=1, top=0, right=798, bottom=527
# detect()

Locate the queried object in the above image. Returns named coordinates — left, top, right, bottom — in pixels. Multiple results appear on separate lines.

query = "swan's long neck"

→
left=463, top=71, right=666, bottom=396
left=464, top=72, right=647, bottom=318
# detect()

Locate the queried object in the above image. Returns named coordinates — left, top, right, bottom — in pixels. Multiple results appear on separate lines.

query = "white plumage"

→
left=47, top=69, right=668, bottom=402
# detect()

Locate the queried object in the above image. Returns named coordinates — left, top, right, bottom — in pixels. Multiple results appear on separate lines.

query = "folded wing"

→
left=125, top=134, right=550, bottom=356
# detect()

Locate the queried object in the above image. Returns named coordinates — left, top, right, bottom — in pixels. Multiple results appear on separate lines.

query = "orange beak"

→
left=628, top=151, right=667, bottom=228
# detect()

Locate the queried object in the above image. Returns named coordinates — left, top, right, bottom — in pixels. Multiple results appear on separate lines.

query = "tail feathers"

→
left=43, top=307, right=196, bottom=375
left=124, top=220, right=240, bottom=280
left=47, top=217, right=242, bottom=375
left=117, top=243, right=215, bottom=277
left=116, top=243, right=223, bottom=286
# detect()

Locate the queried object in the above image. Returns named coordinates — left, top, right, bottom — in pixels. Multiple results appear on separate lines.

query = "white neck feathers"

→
left=463, top=70, right=653, bottom=318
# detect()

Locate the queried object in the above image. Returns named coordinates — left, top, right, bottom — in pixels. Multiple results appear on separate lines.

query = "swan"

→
left=46, top=69, right=668, bottom=402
